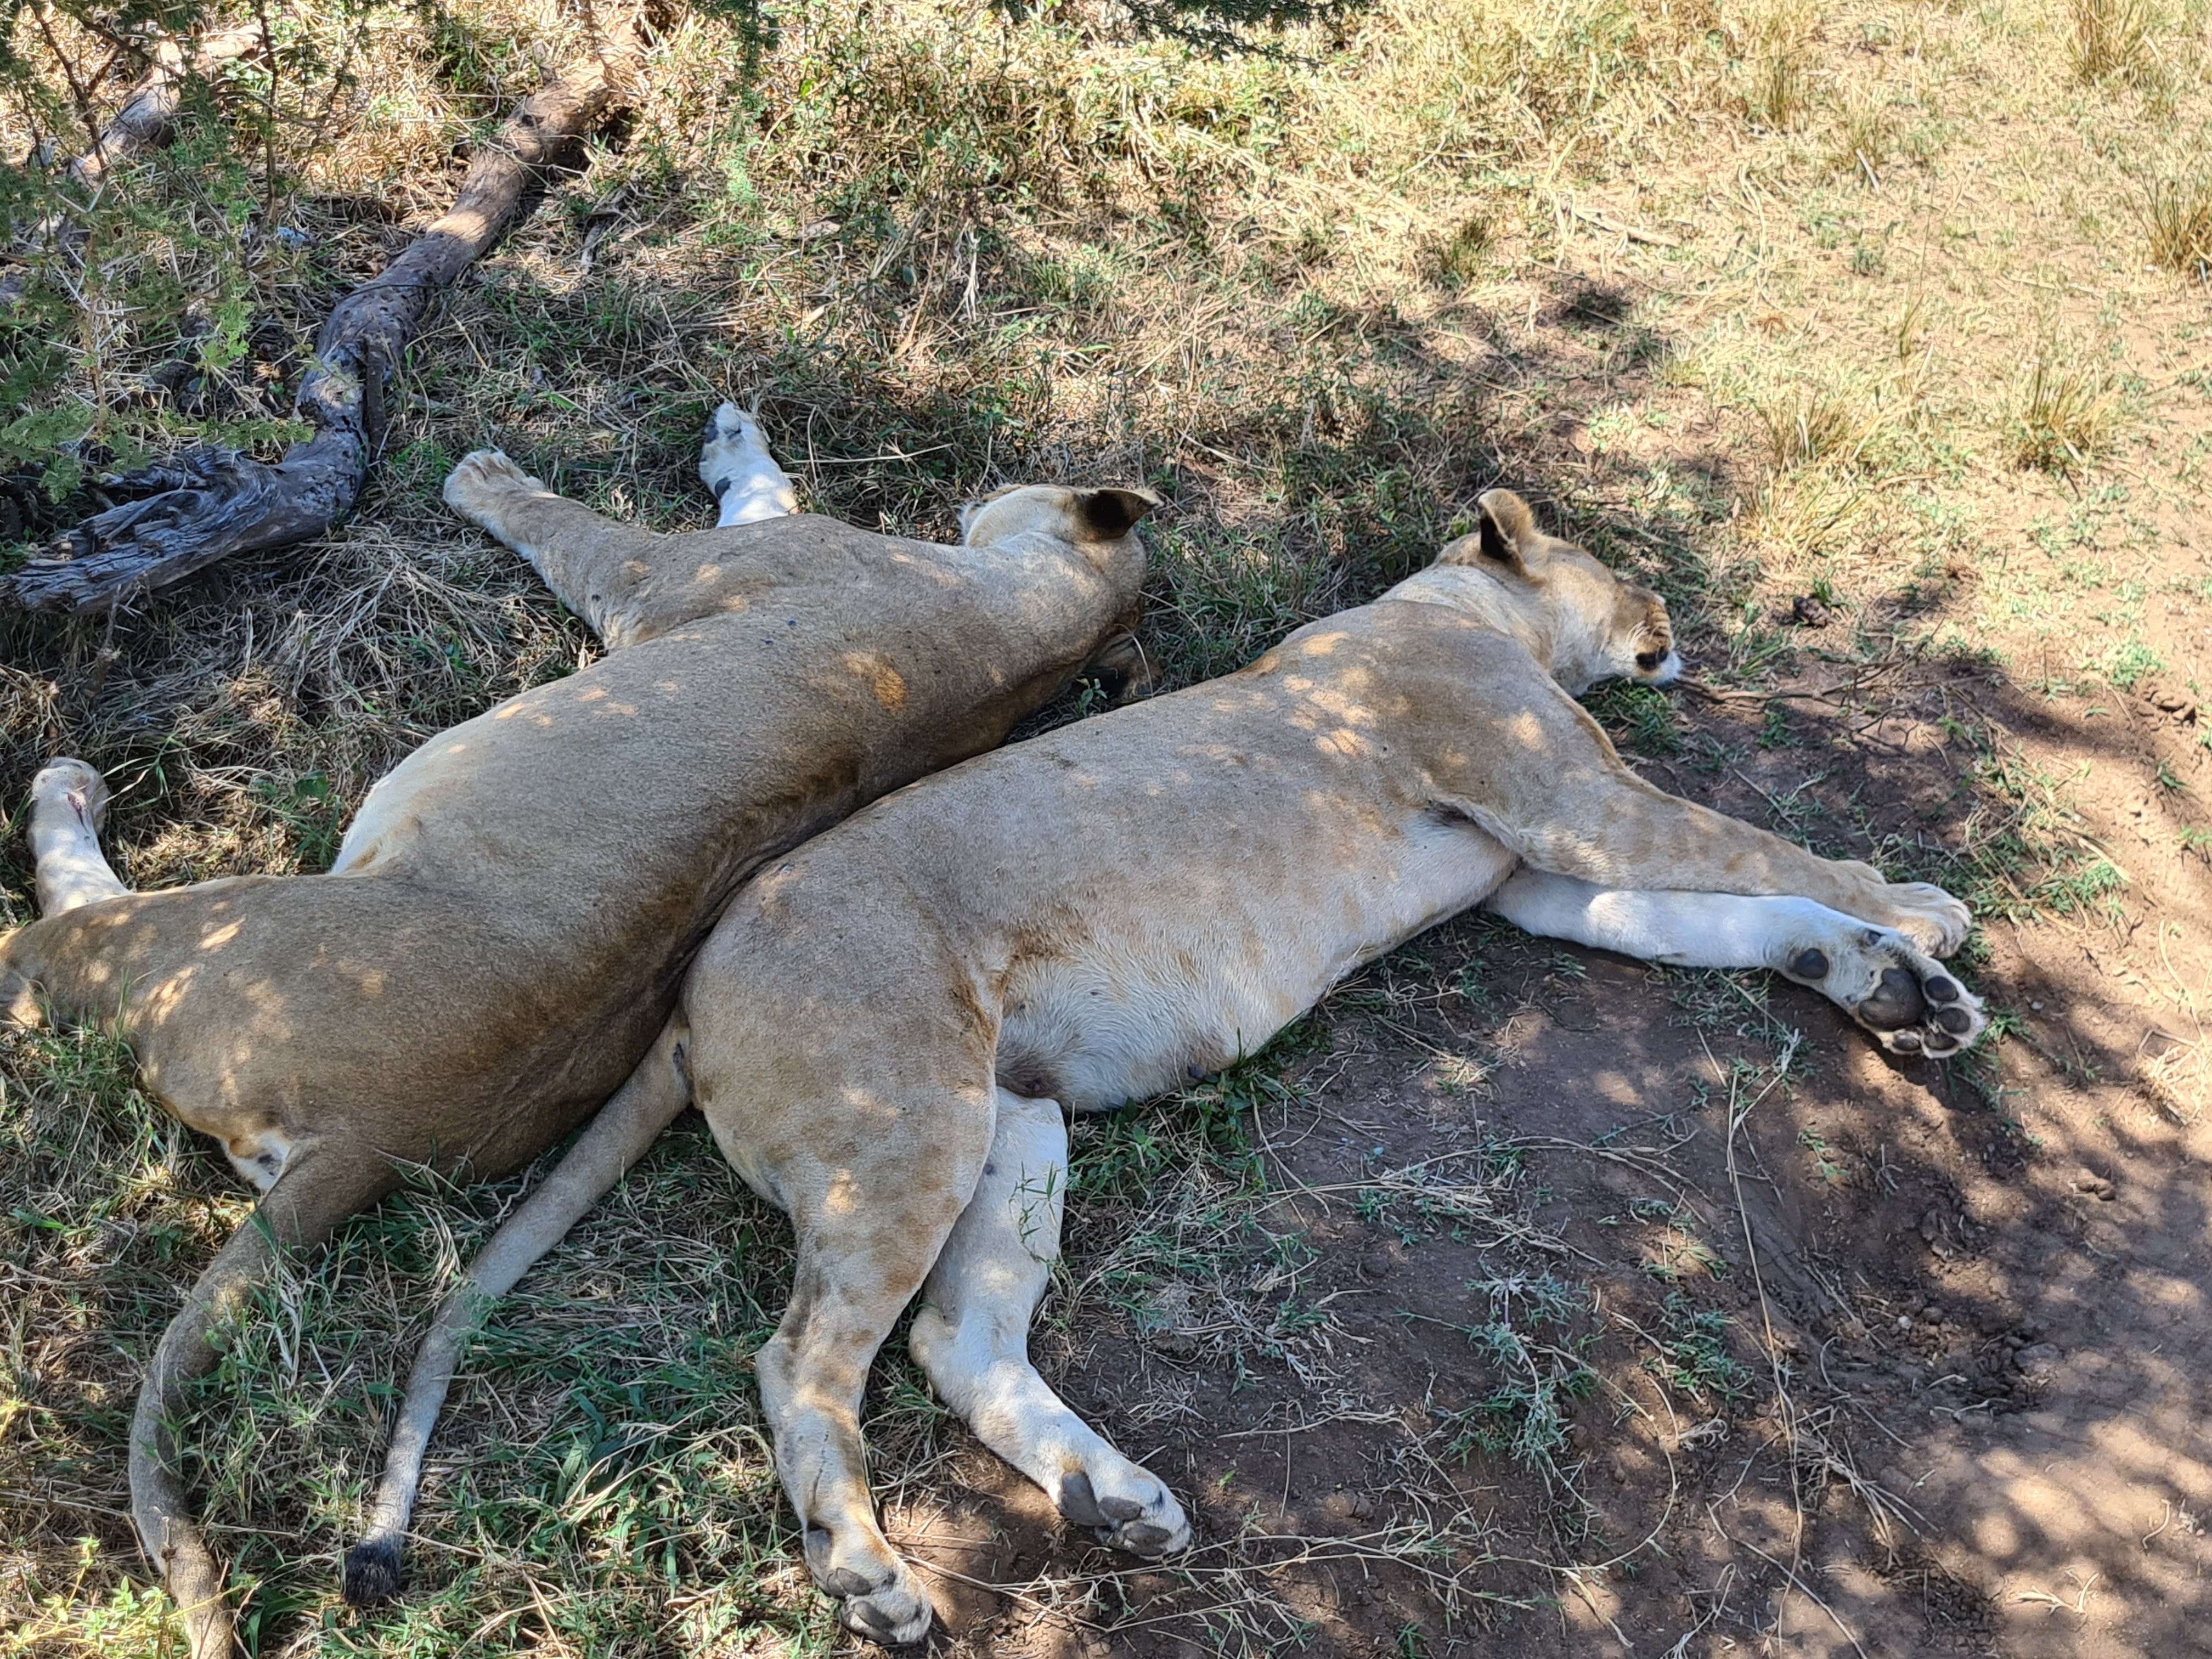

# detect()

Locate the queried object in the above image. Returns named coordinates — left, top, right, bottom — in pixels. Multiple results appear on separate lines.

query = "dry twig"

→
left=0, top=23, right=266, bottom=309
left=4, top=12, right=656, bottom=613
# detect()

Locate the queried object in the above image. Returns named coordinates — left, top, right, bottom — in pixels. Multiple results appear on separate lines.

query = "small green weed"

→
left=1435, top=1273, right=1598, bottom=1480
left=2103, top=640, right=2163, bottom=690
left=1432, top=213, right=1496, bottom=283
left=1647, top=1293, right=1751, bottom=1401
left=1799, top=1128, right=1847, bottom=1184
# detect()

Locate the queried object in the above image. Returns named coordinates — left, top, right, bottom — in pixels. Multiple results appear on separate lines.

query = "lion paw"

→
left=833, top=1575, right=934, bottom=1647
left=30, top=758, right=109, bottom=829
left=1056, top=1463, right=1191, bottom=1558
left=1784, top=926, right=1987, bottom=1057
left=805, top=1527, right=934, bottom=1647
left=442, top=449, right=548, bottom=526
left=1871, top=880, right=1973, bottom=956
left=698, top=402, right=758, bottom=491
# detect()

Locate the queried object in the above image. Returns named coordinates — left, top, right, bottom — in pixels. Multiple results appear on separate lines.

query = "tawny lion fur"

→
left=2, top=410, right=1153, bottom=1659
left=364, top=489, right=1986, bottom=1645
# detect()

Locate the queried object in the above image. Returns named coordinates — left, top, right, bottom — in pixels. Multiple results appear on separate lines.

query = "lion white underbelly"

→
left=996, top=810, right=1514, bottom=1111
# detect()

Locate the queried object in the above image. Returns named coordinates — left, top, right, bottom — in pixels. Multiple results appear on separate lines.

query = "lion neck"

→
left=1379, top=562, right=1609, bottom=691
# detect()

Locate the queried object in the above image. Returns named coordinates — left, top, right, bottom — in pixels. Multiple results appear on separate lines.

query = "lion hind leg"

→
left=910, top=1088, right=1189, bottom=1557
left=700, top=403, right=799, bottom=527
left=726, top=1080, right=1002, bottom=1647
left=442, top=450, right=664, bottom=647
left=27, top=759, right=127, bottom=915
left=1484, top=868, right=1987, bottom=1057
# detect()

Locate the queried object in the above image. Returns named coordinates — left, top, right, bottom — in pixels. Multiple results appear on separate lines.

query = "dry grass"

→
left=2139, top=166, right=2212, bottom=279
left=1741, top=46, right=1809, bottom=131
left=2005, top=354, right=2122, bottom=472
left=3, top=0, right=2211, bottom=1650
left=1752, top=376, right=1891, bottom=471
left=2066, top=0, right=2156, bottom=82
left=1827, top=87, right=1894, bottom=182
left=1735, top=0, right=1820, bottom=131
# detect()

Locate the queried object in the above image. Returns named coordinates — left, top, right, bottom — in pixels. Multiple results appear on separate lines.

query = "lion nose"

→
left=1650, top=650, right=1684, bottom=685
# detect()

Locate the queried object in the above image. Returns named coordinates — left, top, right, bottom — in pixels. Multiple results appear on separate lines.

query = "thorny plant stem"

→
left=31, top=4, right=101, bottom=155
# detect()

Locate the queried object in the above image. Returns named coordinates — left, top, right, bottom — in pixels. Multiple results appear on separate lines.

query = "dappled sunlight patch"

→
left=1, top=0, right=2209, bottom=1650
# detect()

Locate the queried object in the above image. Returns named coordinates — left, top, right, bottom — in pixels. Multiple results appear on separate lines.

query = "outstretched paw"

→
left=699, top=402, right=763, bottom=498
left=1057, top=1463, right=1192, bottom=1558
left=804, top=1528, right=935, bottom=1647
left=1785, top=927, right=1987, bottom=1057
left=834, top=1578, right=933, bottom=1648
left=442, top=449, right=549, bottom=527
left=30, top=757, right=109, bottom=830
left=1872, top=880, right=1973, bottom=956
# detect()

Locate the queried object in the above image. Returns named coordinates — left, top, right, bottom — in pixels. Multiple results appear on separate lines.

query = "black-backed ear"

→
left=1473, top=488, right=1538, bottom=575
left=1076, top=487, right=1160, bottom=539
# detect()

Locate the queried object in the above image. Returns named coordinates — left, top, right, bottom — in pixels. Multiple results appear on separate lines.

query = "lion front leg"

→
left=1483, top=869, right=1988, bottom=1056
left=1430, top=670, right=1988, bottom=951
left=1460, top=716, right=1973, bottom=952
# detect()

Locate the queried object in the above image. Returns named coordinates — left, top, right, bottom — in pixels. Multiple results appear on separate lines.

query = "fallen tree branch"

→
left=0, top=24, right=266, bottom=309
left=5, top=16, right=650, bottom=613
left=69, top=24, right=267, bottom=193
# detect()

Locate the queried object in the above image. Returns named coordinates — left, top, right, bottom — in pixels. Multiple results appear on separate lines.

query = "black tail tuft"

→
left=341, top=1537, right=405, bottom=1606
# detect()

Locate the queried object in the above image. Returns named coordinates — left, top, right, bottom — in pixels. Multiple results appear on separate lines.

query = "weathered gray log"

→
left=0, top=25, right=264, bottom=309
left=4, top=18, right=648, bottom=613
left=70, top=24, right=267, bottom=192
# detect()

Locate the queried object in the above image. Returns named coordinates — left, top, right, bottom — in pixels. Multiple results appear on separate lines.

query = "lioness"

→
left=360, top=489, right=1987, bottom=1644
left=1, top=408, right=1153, bottom=1659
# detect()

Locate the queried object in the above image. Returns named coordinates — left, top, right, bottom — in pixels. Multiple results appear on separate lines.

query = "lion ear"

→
left=1075, top=487, right=1159, bottom=539
left=1472, top=488, right=1537, bottom=575
left=1437, top=487, right=1539, bottom=575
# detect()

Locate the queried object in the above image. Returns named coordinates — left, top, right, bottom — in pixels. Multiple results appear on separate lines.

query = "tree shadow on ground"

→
left=2, top=225, right=2206, bottom=1659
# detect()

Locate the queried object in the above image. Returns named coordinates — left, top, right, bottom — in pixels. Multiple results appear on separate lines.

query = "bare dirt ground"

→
left=896, top=681, right=2212, bottom=1659
left=3, top=0, right=2210, bottom=1655
left=877, top=374, right=2212, bottom=1654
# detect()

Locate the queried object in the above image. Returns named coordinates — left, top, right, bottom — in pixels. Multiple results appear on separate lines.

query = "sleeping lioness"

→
left=1, top=408, right=1153, bottom=1659
left=359, top=488, right=1987, bottom=1644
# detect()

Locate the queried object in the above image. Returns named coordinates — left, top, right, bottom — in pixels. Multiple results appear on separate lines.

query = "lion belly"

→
left=994, top=808, right=1514, bottom=1112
